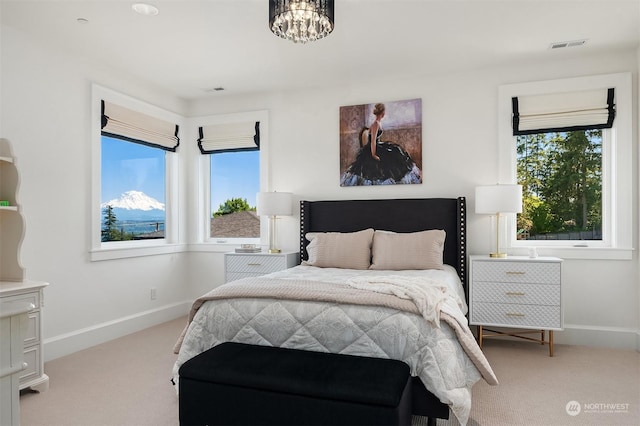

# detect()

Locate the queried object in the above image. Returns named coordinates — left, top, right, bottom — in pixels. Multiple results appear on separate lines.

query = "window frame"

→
left=189, top=110, right=269, bottom=252
left=90, top=84, right=183, bottom=261
left=498, top=72, right=633, bottom=260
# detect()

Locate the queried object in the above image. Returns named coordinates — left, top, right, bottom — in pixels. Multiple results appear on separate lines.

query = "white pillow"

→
left=370, top=229, right=446, bottom=270
left=302, top=228, right=374, bottom=270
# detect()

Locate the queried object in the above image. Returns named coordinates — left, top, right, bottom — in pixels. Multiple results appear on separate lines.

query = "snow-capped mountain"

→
left=101, top=190, right=165, bottom=211
left=101, top=191, right=164, bottom=221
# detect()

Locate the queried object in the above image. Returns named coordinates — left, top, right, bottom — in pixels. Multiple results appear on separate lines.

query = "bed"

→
left=173, top=197, right=497, bottom=426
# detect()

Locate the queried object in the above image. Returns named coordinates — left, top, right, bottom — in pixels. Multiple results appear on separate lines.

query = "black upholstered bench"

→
left=179, top=342, right=412, bottom=426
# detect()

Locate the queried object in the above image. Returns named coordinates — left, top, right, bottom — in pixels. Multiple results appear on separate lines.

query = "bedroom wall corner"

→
left=2, top=21, right=192, bottom=362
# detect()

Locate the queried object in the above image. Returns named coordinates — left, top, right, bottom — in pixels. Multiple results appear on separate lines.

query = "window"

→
left=498, top=73, right=632, bottom=259
left=209, top=150, right=260, bottom=239
left=517, top=130, right=603, bottom=242
left=101, top=136, right=166, bottom=242
left=91, top=85, right=182, bottom=260
left=194, top=111, right=268, bottom=247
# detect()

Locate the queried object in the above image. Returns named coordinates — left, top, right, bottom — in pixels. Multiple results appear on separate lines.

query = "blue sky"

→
left=101, top=136, right=165, bottom=203
left=210, top=151, right=260, bottom=212
left=102, top=136, right=260, bottom=213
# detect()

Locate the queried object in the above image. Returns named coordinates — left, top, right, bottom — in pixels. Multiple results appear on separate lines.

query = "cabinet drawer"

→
left=24, top=311, right=40, bottom=347
left=473, top=261, right=560, bottom=284
left=471, top=302, right=561, bottom=329
left=19, top=345, right=41, bottom=386
left=1, top=291, right=39, bottom=309
left=226, top=255, right=285, bottom=274
left=473, top=282, right=560, bottom=306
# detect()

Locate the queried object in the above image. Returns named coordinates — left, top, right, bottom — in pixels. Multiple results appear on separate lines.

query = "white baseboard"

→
left=43, top=301, right=191, bottom=362
left=555, top=324, right=640, bottom=351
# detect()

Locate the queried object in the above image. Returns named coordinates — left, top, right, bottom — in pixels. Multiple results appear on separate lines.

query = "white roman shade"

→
left=101, top=100, right=180, bottom=151
left=512, top=88, right=615, bottom=135
left=198, top=122, right=260, bottom=154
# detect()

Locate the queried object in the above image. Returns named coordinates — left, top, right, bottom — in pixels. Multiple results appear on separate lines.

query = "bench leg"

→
left=427, top=417, right=438, bottom=426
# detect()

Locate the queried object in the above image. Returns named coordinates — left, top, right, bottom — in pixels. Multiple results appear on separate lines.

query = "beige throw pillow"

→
left=370, top=229, right=446, bottom=270
left=302, top=228, right=374, bottom=270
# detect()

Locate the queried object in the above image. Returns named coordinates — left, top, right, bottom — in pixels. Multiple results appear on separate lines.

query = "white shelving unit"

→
left=0, top=138, right=49, bottom=392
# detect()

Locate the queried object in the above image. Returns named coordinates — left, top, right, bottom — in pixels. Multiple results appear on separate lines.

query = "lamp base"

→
left=489, top=252, right=508, bottom=258
left=268, top=248, right=281, bottom=254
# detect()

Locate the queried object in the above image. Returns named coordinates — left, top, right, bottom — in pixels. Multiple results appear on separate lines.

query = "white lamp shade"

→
left=475, top=184, right=523, bottom=214
left=256, top=192, right=293, bottom=216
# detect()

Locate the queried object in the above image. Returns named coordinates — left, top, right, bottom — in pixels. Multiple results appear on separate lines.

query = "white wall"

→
left=188, top=49, right=640, bottom=350
left=1, top=24, right=192, bottom=360
left=2, top=14, right=638, bottom=359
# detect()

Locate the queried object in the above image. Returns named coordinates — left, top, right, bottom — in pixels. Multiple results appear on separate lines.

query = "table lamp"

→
left=257, top=191, right=293, bottom=253
left=475, top=184, right=522, bottom=258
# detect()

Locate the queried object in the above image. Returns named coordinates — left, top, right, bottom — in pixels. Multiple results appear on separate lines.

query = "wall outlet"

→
left=150, top=287, right=157, bottom=300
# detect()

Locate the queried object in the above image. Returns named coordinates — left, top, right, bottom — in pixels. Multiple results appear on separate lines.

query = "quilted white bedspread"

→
left=172, top=265, right=495, bottom=425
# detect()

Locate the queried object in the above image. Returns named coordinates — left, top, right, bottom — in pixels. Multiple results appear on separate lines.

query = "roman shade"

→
left=101, top=100, right=180, bottom=151
left=198, top=122, right=260, bottom=154
left=512, top=88, right=615, bottom=135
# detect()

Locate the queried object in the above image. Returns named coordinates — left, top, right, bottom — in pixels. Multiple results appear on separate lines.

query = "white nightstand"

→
left=469, top=255, right=563, bottom=356
left=225, top=251, right=300, bottom=283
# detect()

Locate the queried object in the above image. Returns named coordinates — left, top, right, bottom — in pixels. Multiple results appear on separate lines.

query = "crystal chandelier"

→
left=269, top=0, right=335, bottom=44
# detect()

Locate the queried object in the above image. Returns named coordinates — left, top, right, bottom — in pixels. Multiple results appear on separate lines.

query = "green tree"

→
left=544, top=130, right=601, bottom=232
left=102, top=205, right=118, bottom=242
left=517, top=130, right=602, bottom=239
left=517, top=133, right=552, bottom=237
left=213, top=198, right=255, bottom=217
left=101, top=205, right=134, bottom=241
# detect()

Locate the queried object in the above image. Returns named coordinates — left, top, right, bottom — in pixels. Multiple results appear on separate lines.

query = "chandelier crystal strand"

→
left=269, top=0, right=334, bottom=44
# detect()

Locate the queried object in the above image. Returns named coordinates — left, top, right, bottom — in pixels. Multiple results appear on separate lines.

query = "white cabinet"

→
left=225, top=251, right=299, bottom=282
left=0, top=139, right=49, bottom=390
left=0, top=280, right=49, bottom=391
left=469, top=255, right=563, bottom=356
left=0, top=301, right=32, bottom=426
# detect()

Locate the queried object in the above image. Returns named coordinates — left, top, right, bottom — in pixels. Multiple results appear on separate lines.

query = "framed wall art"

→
left=339, top=98, right=422, bottom=186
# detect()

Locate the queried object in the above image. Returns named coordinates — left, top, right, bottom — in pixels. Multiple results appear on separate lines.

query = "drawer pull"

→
left=247, top=263, right=262, bottom=266
left=505, top=292, right=526, bottom=296
left=506, top=271, right=526, bottom=276
left=506, top=312, right=525, bottom=317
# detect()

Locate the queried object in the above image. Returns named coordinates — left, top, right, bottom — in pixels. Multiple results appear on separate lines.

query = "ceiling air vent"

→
left=550, top=39, right=588, bottom=49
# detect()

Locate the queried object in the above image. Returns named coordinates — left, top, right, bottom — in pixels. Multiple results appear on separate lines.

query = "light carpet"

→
left=20, top=317, right=639, bottom=425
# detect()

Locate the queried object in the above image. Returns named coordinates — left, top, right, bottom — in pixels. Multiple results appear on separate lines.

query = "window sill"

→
left=90, top=241, right=267, bottom=260
left=507, top=246, right=633, bottom=260
left=90, top=242, right=186, bottom=261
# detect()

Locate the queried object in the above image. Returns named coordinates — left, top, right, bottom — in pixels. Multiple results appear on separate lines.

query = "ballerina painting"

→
left=339, top=98, right=422, bottom=186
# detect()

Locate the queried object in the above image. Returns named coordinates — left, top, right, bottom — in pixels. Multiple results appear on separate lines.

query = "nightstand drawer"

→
left=473, top=261, right=560, bottom=284
left=226, top=255, right=288, bottom=274
left=471, top=302, right=561, bottom=329
left=473, top=282, right=560, bottom=306
left=225, top=252, right=299, bottom=283
left=226, top=272, right=263, bottom=282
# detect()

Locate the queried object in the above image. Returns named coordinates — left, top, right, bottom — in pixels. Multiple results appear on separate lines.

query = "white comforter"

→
left=173, top=265, right=492, bottom=425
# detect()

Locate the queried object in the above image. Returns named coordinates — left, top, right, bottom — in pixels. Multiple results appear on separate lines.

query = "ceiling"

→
left=2, top=0, right=639, bottom=100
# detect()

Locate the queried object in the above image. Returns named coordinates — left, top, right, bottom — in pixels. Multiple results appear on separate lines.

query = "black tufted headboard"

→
left=299, top=197, right=468, bottom=295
